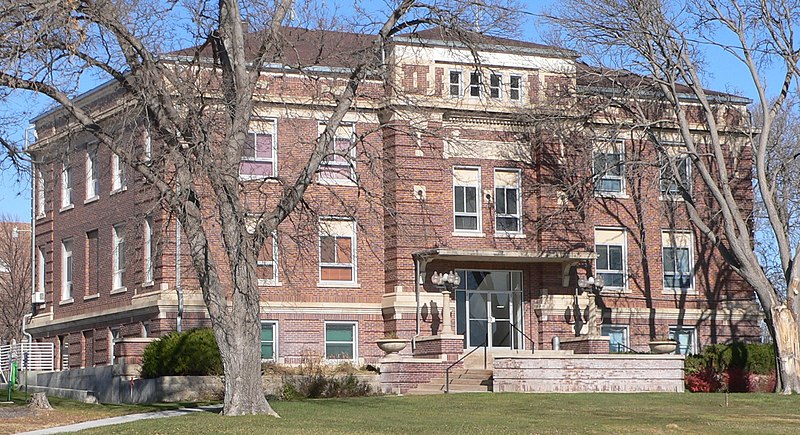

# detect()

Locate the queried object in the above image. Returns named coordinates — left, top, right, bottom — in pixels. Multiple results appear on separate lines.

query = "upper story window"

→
left=257, top=231, right=279, bottom=286
left=85, top=147, right=99, bottom=200
left=37, top=246, right=46, bottom=295
left=662, top=231, right=694, bottom=292
left=489, top=74, right=502, bottom=99
left=143, top=216, right=154, bottom=285
left=143, top=129, right=152, bottom=161
left=453, top=167, right=481, bottom=232
left=36, top=167, right=46, bottom=217
left=469, top=72, right=482, bottom=97
left=111, top=153, right=126, bottom=192
left=449, top=70, right=462, bottom=97
left=593, top=140, right=625, bottom=194
left=61, top=161, right=73, bottom=209
left=61, top=239, right=73, bottom=301
left=509, top=75, right=522, bottom=101
left=318, top=123, right=355, bottom=184
left=240, top=119, right=277, bottom=179
left=494, top=169, right=521, bottom=233
left=660, top=154, right=691, bottom=197
left=319, top=218, right=356, bottom=284
left=594, top=228, right=626, bottom=289
left=113, top=224, right=126, bottom=291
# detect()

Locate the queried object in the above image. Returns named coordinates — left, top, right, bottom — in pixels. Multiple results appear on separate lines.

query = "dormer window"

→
left=449, top=70, right=462, bottom=97
left=490, top=74, right=502, bottom=99
left=469, top=72, right=482, bottom=97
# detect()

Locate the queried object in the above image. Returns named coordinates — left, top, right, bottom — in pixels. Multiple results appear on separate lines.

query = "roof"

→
left=397, top=27, right=571, bottom=56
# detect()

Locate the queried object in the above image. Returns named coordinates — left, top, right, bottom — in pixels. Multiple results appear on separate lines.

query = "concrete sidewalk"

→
left=15, top=405, right=221, bottom=434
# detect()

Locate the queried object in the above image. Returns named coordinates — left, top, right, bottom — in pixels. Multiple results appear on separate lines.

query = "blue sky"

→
left=0, top=0, right=776, bottom=221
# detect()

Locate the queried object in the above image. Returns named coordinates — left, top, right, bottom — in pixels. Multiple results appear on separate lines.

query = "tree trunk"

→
left=771, top=305, right=800, bottom=393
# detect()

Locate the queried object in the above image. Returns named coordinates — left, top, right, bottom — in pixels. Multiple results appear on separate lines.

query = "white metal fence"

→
left=0, top=342, right=55, bottom=378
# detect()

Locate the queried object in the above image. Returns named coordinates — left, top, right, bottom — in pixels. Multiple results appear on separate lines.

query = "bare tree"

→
left=0, top=216, right=31, bottom=344
left=548, top=0, right=800, bottom=392
left=0, top=0, right=518, bottom=415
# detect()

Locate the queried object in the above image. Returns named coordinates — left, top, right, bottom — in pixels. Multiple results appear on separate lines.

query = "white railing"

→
left=0, top=342, right=55, bottom=376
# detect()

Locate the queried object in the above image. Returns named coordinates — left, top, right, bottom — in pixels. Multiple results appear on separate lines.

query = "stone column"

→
left=441, top=289, right=453, bottom=334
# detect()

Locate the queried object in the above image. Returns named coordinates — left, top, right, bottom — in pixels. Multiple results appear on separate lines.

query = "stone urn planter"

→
left=648, top=340, right=678, bottom=354
left=376, top=338, right=407, bottom=358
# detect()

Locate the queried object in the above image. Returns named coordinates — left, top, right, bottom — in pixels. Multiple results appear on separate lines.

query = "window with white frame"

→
left=494, top=169, right=521, bottom=233
left=593, top=141, right=624, bottom=194
left=660, top=154, right=691, bottom=196
left=143, top=216, right=154, bottom=284
left=113, top=224, right=126, bottom=290
left=86, top=147, right=99, bottom=200
left=61, top=240, right=73, bottom=301
left=37, top=246, right=45, bottom=294
left=318, top=123, right=355, bottom=183
left=257, top=231, right=279, bottom=285
left=469, top=71, right=482, bottom=97
left=509, top=75, right=522, bottom=101
left=489, top=73, right=502, bottom=99
left=260, top=321, right=277, bottom=360
left=453, top=167, right=481, bottom=232
left=325, top=322, right=357, bottom=360
left=111, top=153, right=126, bottom=191
left=319, top=218, right=356, bottom=283
left=595, top=228, right=626, bottom=289
left=109, top=328, right=121, bottom=365
left=669, top=326, right=697, bottom=355
left=240, top=119, right=277, bottom=179
left=36, top=168, right=46, bottom=216
left=61, top=161, right=73, bottom=208
left=662, top=231, right=694, bottom=291
left=601, top=325, right=629, bottom=353
left=143, top=129, right=152, bottom=161
left=449, top=70, right=462, bottom=97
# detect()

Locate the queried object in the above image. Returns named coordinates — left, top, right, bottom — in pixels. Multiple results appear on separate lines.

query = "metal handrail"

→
left=445, top=340, right=487, bottom=393
left=508, top=321, right=535, bottom=352
left=612, top=342, right=643, bottom=354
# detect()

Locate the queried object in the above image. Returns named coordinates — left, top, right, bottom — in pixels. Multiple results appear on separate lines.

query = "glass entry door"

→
left=456, top=270, right=523, bottom=349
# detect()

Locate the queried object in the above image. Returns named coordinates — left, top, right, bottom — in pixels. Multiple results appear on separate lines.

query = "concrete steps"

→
left=406, top=369, right=493, bottom=395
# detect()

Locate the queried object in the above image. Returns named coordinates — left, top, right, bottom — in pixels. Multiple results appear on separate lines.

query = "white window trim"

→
left=600, top=324, right=629, bottom=353
left=36, top=168, right=46, bottom=218
left=111, top=153, right=126, bottom=193
left=494, top=168, right=522, bottom=235
left=318, top=218, right=357, bottom=285
left=453, top=166, right=482, bottom=234
left=594, top=227, right=628, bottom=292
left=593, top=140, right=626, bottom=196
left=85, top=146, right=99, bottom=201
left=260, top=321, right=278, bottom=361
left=240, top=118, right=278, bottom=180
left=61, top=162, right=73, bottom=209
left=143, top=129, right=152, bottom=161
left=143, top=216, right=154, bottom=285
left=113, top=224, right=127, bottom=292
left=61, top=239, right=73, bottom=302
left=37, top=247, right=45, bottom=295
left=662, top=230, right=695, bottom=293
left=489, top=73, right=503, bottom=99
left=668, top=326, right=697, bottom=355
left=317, top=122, right=357, bottom=186
left=469, top=71, right=482, bottom=98
left=257, top=231, right=280, bottom=286
left=448, top=69, right=462, bottom=98
left=659, top=153, right=692, bottom=200
left=324, top=321, right=358, bottom=362
left=509, top=74, right=523, bottom=101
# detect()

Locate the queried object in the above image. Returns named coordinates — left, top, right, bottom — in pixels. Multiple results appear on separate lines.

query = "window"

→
left=494, top=169, right=521, bottom=233
left=240, top=119, right=277, bottom=179
left=489, top=74, right=502, bottom=99
left=453, top=167, right=481, bottom=232
left=36, top=168, right=46, bottom=217
left=593, top=141, right=624, bottom=194
left=318, top=123, right=355, bottom=183
left=143, top=129, right=152, bottom=161
left=660, top=154, right=691, bottom=196
left=260, top=322, right=277, bottom=360
left=113, top=224, right=126, bottom=290
left=319, top=218, right=356, bottom=283
left=61, top=161, right=73, bottom=208
left=594, top=228, right=626, bottom=289
left=449, top=70, right=462, bottom=97
left=86, top=230, right=99, bottom=296
left=509, top=75, right=522, bottom=101
left=669, top=326, right=697, bottom=355
left=325, top=322, right=357, bottom=361
left=143, top=216, right=154, bottom=284
left=61, top=240, right=73, bottom=301
left=37, top=247, right=45, bottom=295
left=469, top=71, right=482, bottom=97
left=257, top=232, right=279, bottom=285
left=86, top=147, right=99, bottom=200
left=601, top=325, right=629, bottom=353
left=111, top=153, right=126, bottom=191
left=662, top=231, right=693, bottom=291
left=109, top=328, right=121, bottom=365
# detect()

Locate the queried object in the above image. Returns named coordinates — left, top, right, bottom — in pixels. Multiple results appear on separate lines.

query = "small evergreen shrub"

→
left=684, top=342, right=776, bottom=392
left=140, top=328, right=223, bottom=378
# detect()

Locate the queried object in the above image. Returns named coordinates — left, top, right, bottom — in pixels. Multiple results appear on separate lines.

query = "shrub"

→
left=140, top=328, right=223, bottom=378
left=683, top=342, right=776, bottom=393
left=279, top=373, right=373, bottom=399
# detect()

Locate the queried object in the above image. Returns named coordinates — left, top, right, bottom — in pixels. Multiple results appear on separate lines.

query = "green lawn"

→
left=79, top=393, right=800, bottom=434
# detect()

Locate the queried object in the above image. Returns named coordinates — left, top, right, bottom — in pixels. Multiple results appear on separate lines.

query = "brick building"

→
left=25, top=27, right=761, bottom=370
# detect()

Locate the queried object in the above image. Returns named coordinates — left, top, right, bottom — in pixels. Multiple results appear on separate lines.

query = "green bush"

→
left=697, top=343, right=775, bottom=375
left=279, top=374, right=373, bottom=399
left=140, top=328, right=223, bottom=378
